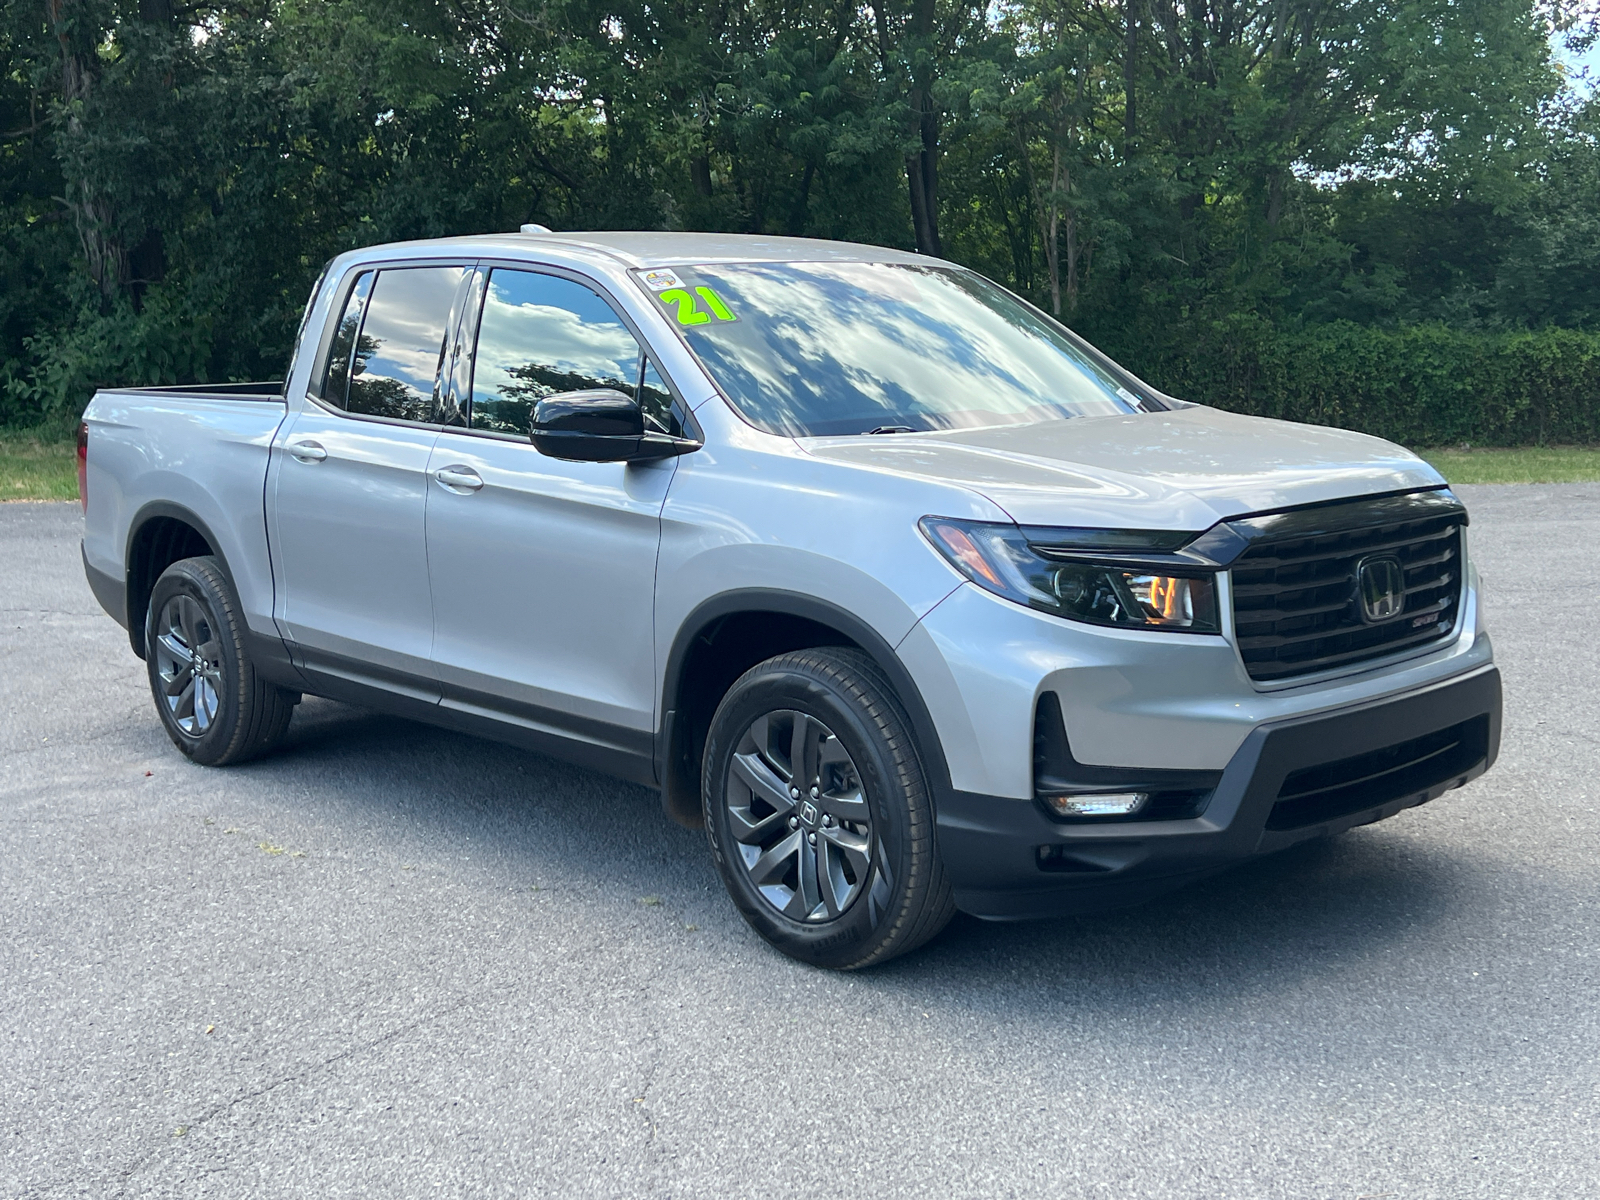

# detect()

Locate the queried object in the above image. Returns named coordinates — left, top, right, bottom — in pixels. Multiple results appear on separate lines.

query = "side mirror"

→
left=530, top=389, right=702, bottom=463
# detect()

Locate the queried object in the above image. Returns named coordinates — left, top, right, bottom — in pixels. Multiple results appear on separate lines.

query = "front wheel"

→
left=702, top=648, right=954, bottom=969
left=145, top=556, right=296, bottom=766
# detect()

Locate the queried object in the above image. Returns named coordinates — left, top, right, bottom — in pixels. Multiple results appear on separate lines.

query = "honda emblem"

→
left=1356, top=555, right=1405, bottom=623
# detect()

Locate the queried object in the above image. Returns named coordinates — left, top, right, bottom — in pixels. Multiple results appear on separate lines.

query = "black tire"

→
left=144, top=556, right=296, bottom=766
left=702, top=648, right=955, bottom=969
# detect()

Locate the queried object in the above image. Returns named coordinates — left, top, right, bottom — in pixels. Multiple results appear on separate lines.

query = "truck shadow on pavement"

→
left=267, top=696, right=1492, bottom=1006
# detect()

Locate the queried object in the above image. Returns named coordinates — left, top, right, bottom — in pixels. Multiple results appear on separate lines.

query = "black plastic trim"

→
left=1266, top=714, right=1489, bottom=830
left=82, top=544, right=127, bottom=629
left=113, top=502, right=305, bottom=688
left=1228, top=495, right=1466, bottom=682
left=1020, top=526, right=1200, bottom=555
left=1010, top=486, right=1462, bottom=575
left=939, top=666, right=1501, bottom=920
left=439, top=679, right=655, bottom=772
left=117, top=382, right=286, bottom=399
left=288, top=647, right=441, bottom=704
left=658, top=590, right=954, bottom=825
left=1226, top=485, right=1465, bottom=541
left=289, top=649, right=657, bottom=786
left=123, top=500, right=231, bottom=659
left=242, top=629, right=309, bottom=692
left=1033, top=691, right=1222, bottom=796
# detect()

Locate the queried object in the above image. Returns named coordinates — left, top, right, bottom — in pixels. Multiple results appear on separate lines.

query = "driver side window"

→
left=471, top=269, right=680, bottom=437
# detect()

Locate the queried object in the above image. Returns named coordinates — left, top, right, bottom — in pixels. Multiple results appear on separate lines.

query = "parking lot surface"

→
left=3, top=485, right=1598, bottom=1199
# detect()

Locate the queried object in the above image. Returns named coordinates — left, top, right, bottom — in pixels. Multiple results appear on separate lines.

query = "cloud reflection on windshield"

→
left=672, top=262, right=1134, bottom=437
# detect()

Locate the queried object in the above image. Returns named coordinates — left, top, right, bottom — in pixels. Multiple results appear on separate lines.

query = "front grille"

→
left=1231, top=497, right=1464, bottom=682
left=1267, top=715, right=1489, bottom=831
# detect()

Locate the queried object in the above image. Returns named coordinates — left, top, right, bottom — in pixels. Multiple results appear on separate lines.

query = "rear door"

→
left=269, top=262, right=472, bottom=695
left=423, top=265, right=682, bottom=770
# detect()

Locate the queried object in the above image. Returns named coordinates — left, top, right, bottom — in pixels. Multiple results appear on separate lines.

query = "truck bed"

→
left=80, top=383, right=292, bottom=648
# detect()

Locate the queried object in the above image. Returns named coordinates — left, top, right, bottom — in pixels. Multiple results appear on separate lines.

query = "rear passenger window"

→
left=469, top=269, right=645, bottom=437
left=319, top=265, right=467, bottom=422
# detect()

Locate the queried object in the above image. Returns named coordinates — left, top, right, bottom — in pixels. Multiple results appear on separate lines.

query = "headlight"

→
left=919, top=517, right=1220, bottom=634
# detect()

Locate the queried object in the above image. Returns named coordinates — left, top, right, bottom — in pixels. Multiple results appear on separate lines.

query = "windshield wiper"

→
left=864, top=425, right=914, bottom=435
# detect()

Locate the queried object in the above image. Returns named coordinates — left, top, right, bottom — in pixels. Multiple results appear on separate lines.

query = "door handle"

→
left=433, top=465, right=484, bottom=493
left=288, top=440, right=327, bottom=463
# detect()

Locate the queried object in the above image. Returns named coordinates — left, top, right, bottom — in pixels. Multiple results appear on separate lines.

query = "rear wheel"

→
left=145, top=556, right=296, bottom=766
left=703, top=648, right=954, bottom=969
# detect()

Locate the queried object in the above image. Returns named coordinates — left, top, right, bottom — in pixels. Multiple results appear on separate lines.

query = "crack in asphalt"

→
left=60, top=936, right=622, bottom=1199
left=105, top=1011, right=459, bottom=1199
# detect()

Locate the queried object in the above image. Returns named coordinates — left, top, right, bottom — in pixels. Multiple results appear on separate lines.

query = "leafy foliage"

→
left=1140, top=319, right=1600, bottom=446
left=2, top=0, right=1597, bottom=441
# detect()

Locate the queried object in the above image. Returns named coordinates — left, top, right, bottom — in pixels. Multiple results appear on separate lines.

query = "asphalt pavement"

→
left=3, top=486, right=1598, bottom=1199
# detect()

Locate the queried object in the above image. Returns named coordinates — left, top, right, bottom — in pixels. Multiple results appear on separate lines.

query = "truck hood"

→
left=800, top=406, right=1444, bottom=531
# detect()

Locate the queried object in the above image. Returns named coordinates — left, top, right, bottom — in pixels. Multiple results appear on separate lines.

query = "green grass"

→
left=1419, top=444, right=1600, bottom=485
left=0, top=432, right=78, bottom=502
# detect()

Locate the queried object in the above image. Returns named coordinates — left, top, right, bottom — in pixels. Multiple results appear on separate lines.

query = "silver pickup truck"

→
left=80, top=231, right=1502, bottom=968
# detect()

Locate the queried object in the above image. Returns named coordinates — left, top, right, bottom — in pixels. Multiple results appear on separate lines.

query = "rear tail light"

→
left=77, top=420, right=88, bottom=513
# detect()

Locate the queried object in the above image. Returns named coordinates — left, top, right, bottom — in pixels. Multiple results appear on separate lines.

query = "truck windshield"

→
left=636, top=261, right=1140, bottom=437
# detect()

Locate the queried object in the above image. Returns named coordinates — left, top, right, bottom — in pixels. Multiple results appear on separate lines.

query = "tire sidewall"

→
left=145, top=560, right=245, bottom=766
left=703, top=661, right=917, bottom=967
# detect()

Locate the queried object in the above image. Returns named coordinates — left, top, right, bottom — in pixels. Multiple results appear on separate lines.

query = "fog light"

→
left=1042, top=791, right=1149, bottom=818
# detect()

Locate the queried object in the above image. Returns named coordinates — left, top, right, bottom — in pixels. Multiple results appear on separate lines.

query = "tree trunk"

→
left=1064, top=204, right=1079, bottom=313
left=1123, top=0, right=1138, bottom=156
left=129, top=230, right=166, bottom=307
left=46, top=0, right=125, bottom=303
left=1020, top=135, right=1061, bottom=316
left=1265, top=171, right=1285, bottom=227
left=905, top=0, right=941, bottom=256
left=787, top=160, right=815, bottom=235
left=691, top=154, right=713, bottom=197
left=128, top=0, right=178, bottom=308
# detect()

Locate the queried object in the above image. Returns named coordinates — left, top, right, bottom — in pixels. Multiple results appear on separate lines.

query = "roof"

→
left=412, top=230, right=932, bottom=270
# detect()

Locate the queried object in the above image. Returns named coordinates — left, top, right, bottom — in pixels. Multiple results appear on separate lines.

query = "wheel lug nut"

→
left=807, top=832, right=817, bottom=845
left=790, top=787, right=800, bottom=798
left=809, top=786, right=819, bottom=798
left=789, top=816, right=799, bottom=829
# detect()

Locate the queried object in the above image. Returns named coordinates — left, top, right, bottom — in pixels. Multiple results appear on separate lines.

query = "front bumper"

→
left=937, top=665, right=1502, bottom=920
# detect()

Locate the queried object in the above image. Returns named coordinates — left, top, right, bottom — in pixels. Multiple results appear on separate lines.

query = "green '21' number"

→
left=659, top=286, right=736, bottom=326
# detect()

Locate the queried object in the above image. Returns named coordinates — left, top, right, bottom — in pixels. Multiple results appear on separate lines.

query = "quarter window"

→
left=470, top=269, right=649, bottom=437
left=639, top=358, right=678, bottom=435
left=320, top=271, right=372, bottom=404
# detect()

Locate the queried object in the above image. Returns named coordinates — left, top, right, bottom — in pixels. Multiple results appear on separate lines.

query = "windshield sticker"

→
left=641, top=269, right=683, bottom=291
left=658, top=285, right=737, bottom=326
left=696, top=286, right=735, bottom=321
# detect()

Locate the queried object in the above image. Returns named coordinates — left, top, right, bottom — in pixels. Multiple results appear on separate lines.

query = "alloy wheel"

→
left=724, top=709, right=873, bottom=922
left=152, top=594, right=223, bottom=737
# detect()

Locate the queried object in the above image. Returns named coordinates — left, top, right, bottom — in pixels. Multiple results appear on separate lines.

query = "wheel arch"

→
left=124, top=501, right=230, bottom=659
left=658, top=590, right=951, bottom=829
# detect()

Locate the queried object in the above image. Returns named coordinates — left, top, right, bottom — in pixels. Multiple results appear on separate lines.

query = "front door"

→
left=270, top=262, right=469, bottom=695
left=424, top=266, right=678, bottom=765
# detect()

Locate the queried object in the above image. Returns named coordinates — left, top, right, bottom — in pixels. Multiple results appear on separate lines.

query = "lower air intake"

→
left=1266, top=715, right=1490, bottom=831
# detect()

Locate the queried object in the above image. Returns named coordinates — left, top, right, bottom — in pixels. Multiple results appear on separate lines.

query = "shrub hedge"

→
left=1128, top=318, right=1600, bottom=448
left=5, top=310, right=1598, bottom=448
